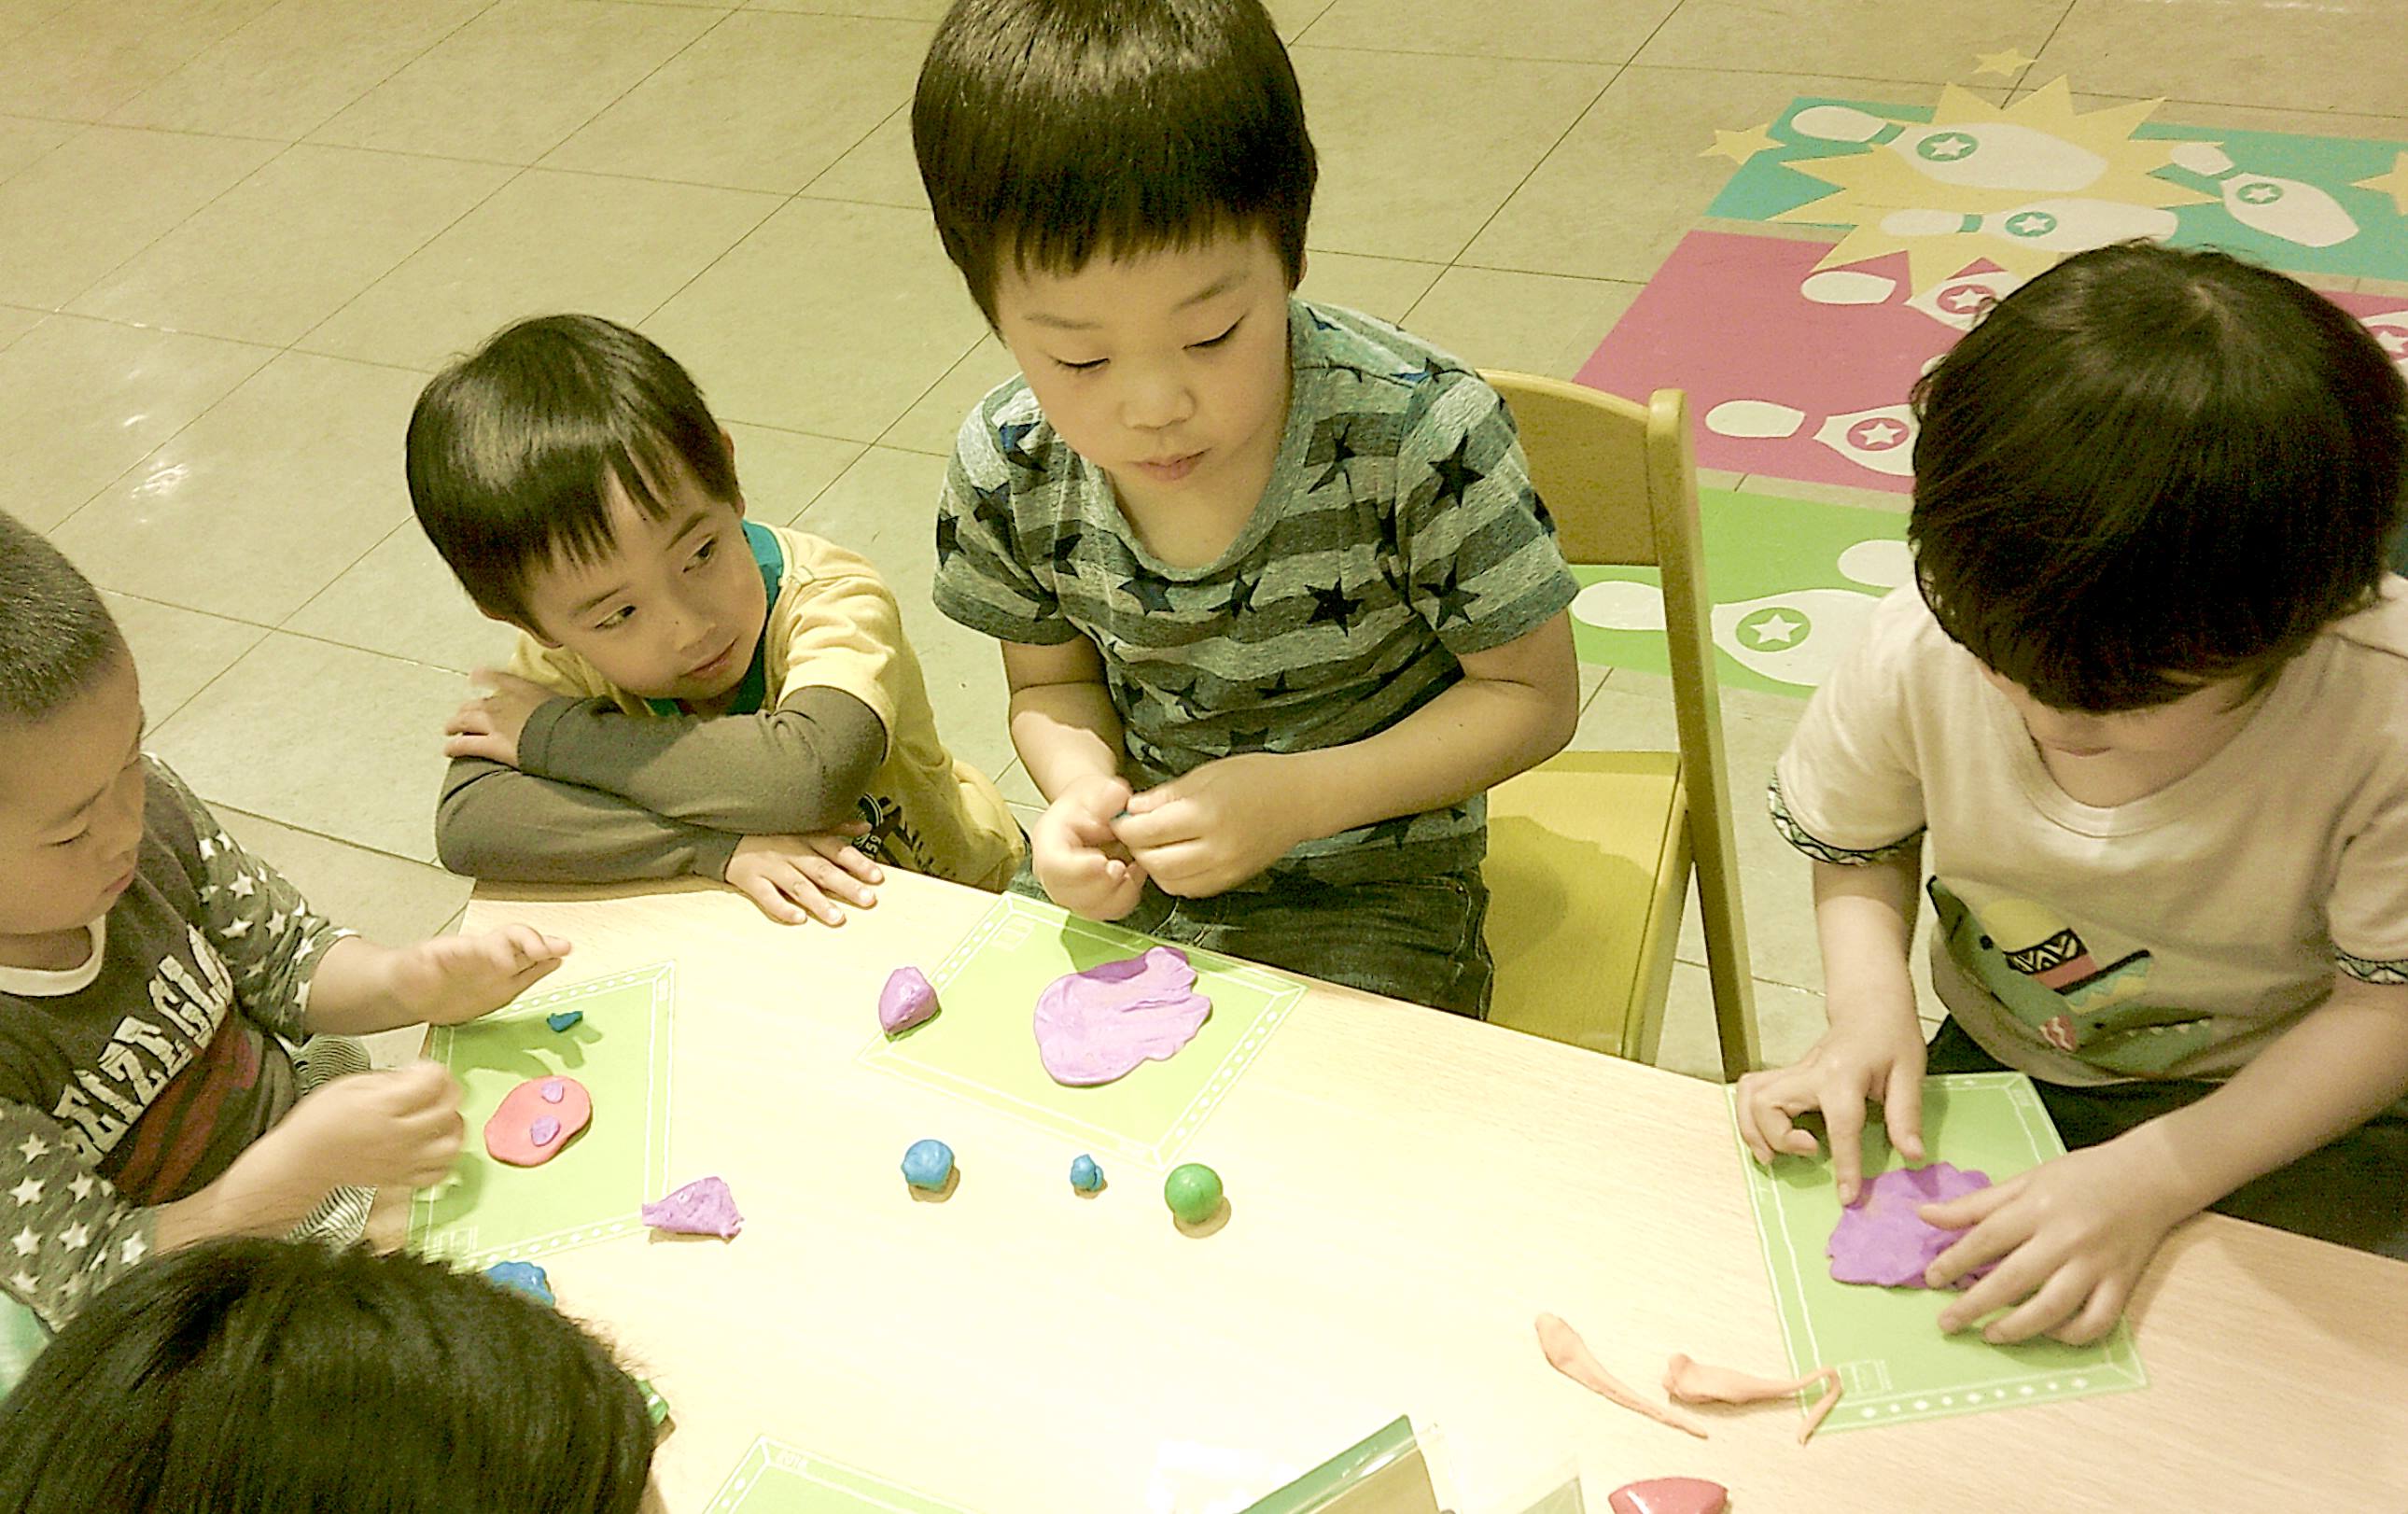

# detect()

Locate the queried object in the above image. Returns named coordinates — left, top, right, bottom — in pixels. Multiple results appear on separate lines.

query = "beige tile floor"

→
left=4, top=0, right=2401, bottom=1080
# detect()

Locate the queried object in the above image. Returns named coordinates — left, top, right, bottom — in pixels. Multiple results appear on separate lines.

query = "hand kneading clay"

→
left=1032, top=946, right=1211, bottom=1086
left=1827, top=1162, right=1995, bottom=1287
left=878, top=966, right=939, bottom=1034
left=642, top=1175, right=744, bottom=1239
left=485, top=1076, right=592, bottom=1167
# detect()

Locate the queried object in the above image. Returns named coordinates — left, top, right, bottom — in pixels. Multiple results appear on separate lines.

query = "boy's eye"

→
left=1190, top=319, right=1240, bottom=350
left=49, top=827, right=88, bottom=849
left=1057, top=356, right=1107, bottom=373
left=595, top=607, right=634, bottom=632
left=689, top=536, right=717, bottom=568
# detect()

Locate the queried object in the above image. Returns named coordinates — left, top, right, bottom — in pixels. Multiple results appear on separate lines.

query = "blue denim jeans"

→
left=1013, top=866, right=1493, bottom=1018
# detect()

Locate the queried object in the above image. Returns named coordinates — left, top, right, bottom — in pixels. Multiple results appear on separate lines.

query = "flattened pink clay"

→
left=1827, top=1162, right=1995, bottom=1288
left=1032, top=946, right=1211, bottom=1086
left=485, top=1076, right=592, bottom=1167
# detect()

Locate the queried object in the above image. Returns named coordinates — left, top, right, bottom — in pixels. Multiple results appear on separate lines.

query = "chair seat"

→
left=1484, top=749, right=1688, bottom=1060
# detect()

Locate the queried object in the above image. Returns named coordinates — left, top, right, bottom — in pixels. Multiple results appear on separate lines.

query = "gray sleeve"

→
left=512, top=685, right=886, bottom=835
left=434, top=758, right=743, bottom=883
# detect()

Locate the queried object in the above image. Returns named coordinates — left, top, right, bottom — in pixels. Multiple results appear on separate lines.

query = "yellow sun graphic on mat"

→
left=1771, top=77, right=2212, bottom=296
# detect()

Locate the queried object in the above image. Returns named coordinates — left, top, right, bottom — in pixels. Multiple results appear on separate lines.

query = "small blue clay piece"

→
left=483, top=1259, right=554, bottom=1307
left=1069, top=1154, right=1104, bottom=1193
left=546, top=1009, right=583, bottom=1032
left=901, top=1138, right=955, bottom=1191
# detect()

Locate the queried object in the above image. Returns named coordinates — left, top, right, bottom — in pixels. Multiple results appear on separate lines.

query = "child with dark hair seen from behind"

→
left=914, top=0, right=1581, bottom=1017
left=413, top=314, right=1022, bottom=928
left=0, top=1238, right=658, bottom=1514
left=0, top=511, right=568, bottom=1336
left=1740, top=242, right=2408, bottom=1346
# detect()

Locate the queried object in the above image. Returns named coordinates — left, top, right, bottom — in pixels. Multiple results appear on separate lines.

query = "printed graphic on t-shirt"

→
left=1930, top=879, right=2211, bottom=1074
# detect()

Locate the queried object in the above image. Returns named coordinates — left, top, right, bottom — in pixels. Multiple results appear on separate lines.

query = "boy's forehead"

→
left=524, top=487, right=731, bottom=615
left=0, top=657, right=141, bottom=826
left=999, top=226, right=1281, bottom=321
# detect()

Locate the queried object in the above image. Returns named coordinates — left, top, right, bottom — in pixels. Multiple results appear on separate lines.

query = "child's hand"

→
left=1923, top=1139, right=2195, bottom=1345
left=724, top=831, right=882, bottom=925
left=1113, top=754, right=1309, bottom=898
left=442, top=670, right=559, bottom=767
left=1735, top=1018, right=1929, bottom=1205
left=1031, top=776, right=1146, bottom=920
left=275, top=1062, right=466, bottom=1191
left=394, top=925, right=572, bottom=1026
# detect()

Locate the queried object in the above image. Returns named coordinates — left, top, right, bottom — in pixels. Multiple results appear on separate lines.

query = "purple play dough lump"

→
left=878, top=966, right=939, bottom=1034
left=1827, top=1162, right=1995, bottom=1288
left=1032, top=946, right=1212, bottom=1086
left=528, top=1116, right=561, bottom=1147
left=641, top=1175, right=744, bottom=1240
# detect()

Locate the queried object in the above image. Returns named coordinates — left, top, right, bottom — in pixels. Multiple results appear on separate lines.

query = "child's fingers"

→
left=2046, top=1280, right=2128, bottom=1347
left=1883, top=1062, right=1927, bottom=1163
left=1981, top=1269, right=2093, bottom=1345
left=772, top=865, right=846, bottom=926
left=1821, top=1086, right=1869, bottom=1206
left=733, top=872, right=810, bottom=925
left=799, top=854, right=875, bottom=908
left=1919, top=1179, right=2012, bottom=1234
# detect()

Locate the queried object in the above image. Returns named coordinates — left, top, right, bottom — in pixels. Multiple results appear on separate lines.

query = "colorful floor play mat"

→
left=706, top=1437, right=973, bottom=1514
left=409, top=963, right=677, bottom=1269
left=1728, top=1072, right=2146, bottom=1435
left=1575, top=74, right=2408, bottom=697
left=860, top=893, right=1303, bottom=1167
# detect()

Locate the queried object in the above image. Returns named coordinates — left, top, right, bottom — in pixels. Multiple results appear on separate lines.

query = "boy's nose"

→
left=1123, top=375, right=1195, bottom=432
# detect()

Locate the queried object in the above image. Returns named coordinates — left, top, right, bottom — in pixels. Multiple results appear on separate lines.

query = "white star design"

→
left=120, top=1235, right=147, bottom=1266
left=221, top=917, right=251, bottom=939
left=59, top=1223, right=89, bottom=1251
left=2373, top=328, right=2407, bottom=356
left=9, top=1177, right=41, bottom=1205
left=16, top=1134, right=47, bottom=1162
left=2240, top=182, right=2279, bottom=203
left=197, top=836, right=217, bottom=861
left=226, top=873, right=257, bottom=898
left=67, top=1174, right=92, bottom=1201
left=1925, top=133, right=1973, bottom=159
left=1749, top=612, right=1806, bottom=647
left=2009, top=214, right=2053, bottom=234
left=7, top=1270, right=33, bottom=1296
left=1853, top=420, right=1908, bottom=448
left=1941, top=286, right=1985, bottom=312
left=295, top=938, right=316, bottom=961
left=266, top=909, right=287, bottom=934
left=9, top=1229, right=35, bottom=1257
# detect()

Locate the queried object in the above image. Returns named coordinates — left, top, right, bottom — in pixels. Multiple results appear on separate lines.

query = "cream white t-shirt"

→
left=1773, top=582, right=2408, bottom=1086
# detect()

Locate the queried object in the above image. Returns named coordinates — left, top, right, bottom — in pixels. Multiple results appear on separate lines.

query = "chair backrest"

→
left=1482, top=373, right=1760, bottom=1077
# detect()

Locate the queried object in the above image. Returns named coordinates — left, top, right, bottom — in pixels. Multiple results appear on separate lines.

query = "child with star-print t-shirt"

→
left=932, top=297, right=1579, bottom=1016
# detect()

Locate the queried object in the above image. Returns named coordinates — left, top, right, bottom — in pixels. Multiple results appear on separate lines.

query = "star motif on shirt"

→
left=969, top=479, right=1015, bottom=537
left=266, top=909, right=287, bottom=933
left=295, top=937, right=316, bottom=961
left=1306, top=307, right=1340, bottom=332
left=197, top=836, right=217, bottom=861
left=934, top=511, right=961, bottom=566
left=9, top=1229, right=34, bottom=1257
left=1309, top=419, right=1362, bottom=493
left=67, top=1174, right=92, bottom=1200
left=1426, top=436, right=1486, bottom=511
left=222, top=917, right=251, bottom=939
left=1159, top=678, right=1209, bottom=719
left=16, top=1134, right=47, bottom=1162
left=1365, top=815, right=1416, bottom=846
left=1123, top=573, right=1175, bottom=613
left=999, top=419, right=1046, bottom=472
left=59, top=1222, right=89, bottom=1251
left=226, top=873, right=257, bottom=898
left=1397, top=357, right=1448, bottom=385
left=1424, top=566, right=1480, bottom=627
left=1308, top=580, right=1363, bottom=632
left=9, top=1177, right=40, bottom=1205
left=1254, top=671, right=1295, bottom=702
left=1048, top=530, right=1084, bottom=574
left=121, top=1235, right=147, bottom=1265
left=1223, top=573, right=1259, bottom=617
left=1224, top=723, right=1275, bottom=751
left=7, top=1270, right=33, bottom=1297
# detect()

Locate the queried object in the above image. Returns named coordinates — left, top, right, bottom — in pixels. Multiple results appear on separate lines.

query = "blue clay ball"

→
left=902, top=1139, right=955, bottom=1190
left=483, top=1259, right=555, bottom=1307
left=1070, top=1154, right=1103, bottom=1192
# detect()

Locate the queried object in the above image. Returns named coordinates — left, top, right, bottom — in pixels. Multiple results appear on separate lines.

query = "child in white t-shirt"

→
left=1738, top=243, right=2408, bottom=1346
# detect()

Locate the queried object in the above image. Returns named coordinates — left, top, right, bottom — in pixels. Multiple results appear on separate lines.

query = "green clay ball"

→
left=1163, top=1163, right=1224, bottom=1225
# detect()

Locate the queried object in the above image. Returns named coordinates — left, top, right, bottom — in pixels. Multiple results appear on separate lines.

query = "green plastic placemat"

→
left=1728, top=1072, right=2146, bottom=1433
left=705, top=1437, right=974, bottom=1513
left=860, top=892, right=1304, bottom=1166
left=409, top=963, right=676, bottom=1269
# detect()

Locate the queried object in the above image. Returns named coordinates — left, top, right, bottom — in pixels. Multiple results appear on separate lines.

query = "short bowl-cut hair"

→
left=1910, top=241, right=2408, bottom=713
left=0, top=509, right=123, bottom=726
left=912, top=0, right=1316, bottom=325
left=407, top=314, right=738, bottom=630
left=0, top=1239, right=656, bottom=1514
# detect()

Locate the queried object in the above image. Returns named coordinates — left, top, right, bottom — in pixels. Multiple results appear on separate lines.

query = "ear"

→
left=720, top=428, right=747, bottom=519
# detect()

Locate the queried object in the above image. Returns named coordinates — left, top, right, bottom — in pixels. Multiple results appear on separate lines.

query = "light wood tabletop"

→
left=461, top=872, right=2408, bottom=1513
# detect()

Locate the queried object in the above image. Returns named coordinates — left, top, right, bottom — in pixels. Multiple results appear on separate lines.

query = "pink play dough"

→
left=1031, top=946, right=1212, bottom=1086
left=485, top=1076, right=592, bottom=1167
left=641, top=1175, right=743, bottom=1239
left=878, top=966, right=939, bottom=1034
left=1827, top=1162, right=1995, bottom=1287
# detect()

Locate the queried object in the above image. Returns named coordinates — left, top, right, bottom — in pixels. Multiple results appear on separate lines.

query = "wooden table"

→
left=463, top=873, right=2408, bottom=1512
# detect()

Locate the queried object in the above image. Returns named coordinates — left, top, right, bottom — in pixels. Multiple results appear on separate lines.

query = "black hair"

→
left=912, top=0, right=1316, bottom=325
left=0, top=510, right=124, bottom=725
left=407, top=313, right=739, bottom=630
left=1910, top=242, right=2408, bottom=712
left=0, top=1240, right=656, bottom=1514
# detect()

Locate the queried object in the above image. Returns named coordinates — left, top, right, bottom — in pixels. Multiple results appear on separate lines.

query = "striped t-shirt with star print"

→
left=931, top=297, right=1577, bottom=888
left=0, top=760, right=344, bottom=1329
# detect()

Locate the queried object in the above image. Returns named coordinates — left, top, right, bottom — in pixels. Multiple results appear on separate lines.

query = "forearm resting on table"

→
left=1813, top=849, right=1924, bottom=1030
left=517, top=686, right=883, bottom=834
left=1001, top=641, right=1126, bottom=799
left=435, top=758, right=741, bottom=883
left=2138, top=976, right=2408, bottom=1213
